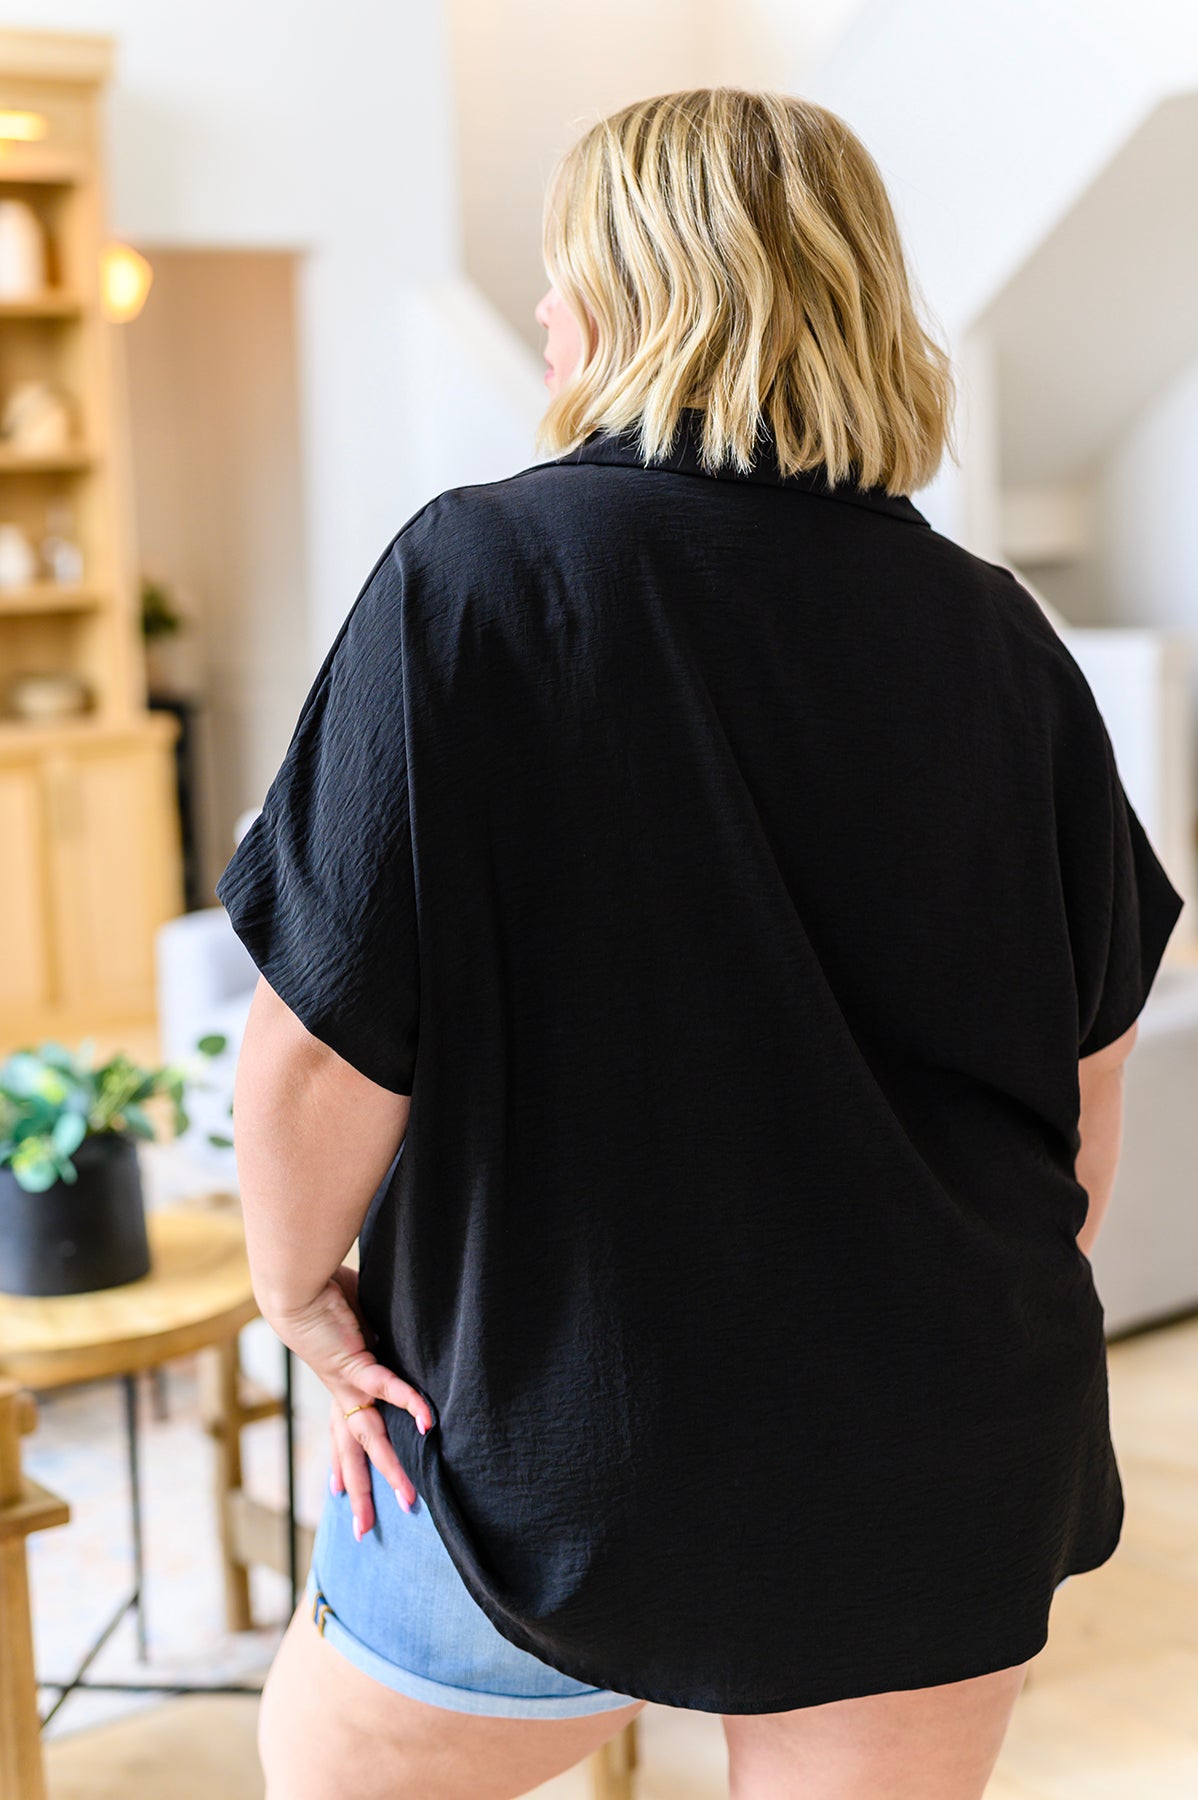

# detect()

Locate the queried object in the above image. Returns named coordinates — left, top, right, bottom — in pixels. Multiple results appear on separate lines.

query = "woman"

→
left=217, top=88, right=1184, bottom=1798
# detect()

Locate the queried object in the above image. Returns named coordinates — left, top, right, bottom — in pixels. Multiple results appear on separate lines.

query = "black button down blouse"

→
left=216, top=406, right=1184, bottom=1713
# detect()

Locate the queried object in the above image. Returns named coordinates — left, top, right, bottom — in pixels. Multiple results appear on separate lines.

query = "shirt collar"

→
left=554, top=407, right=931, bottom=528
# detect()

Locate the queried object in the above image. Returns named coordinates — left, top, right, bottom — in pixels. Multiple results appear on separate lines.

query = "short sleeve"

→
left=214, top=538, right=419, bottom=1093
left=1072, top=715, right=1185, bottom=1060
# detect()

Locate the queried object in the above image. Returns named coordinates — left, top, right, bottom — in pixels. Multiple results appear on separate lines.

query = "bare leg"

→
left=258, top=1600, right=646, bottom=1800
left=722, top=1658, right=1030, bottom=1800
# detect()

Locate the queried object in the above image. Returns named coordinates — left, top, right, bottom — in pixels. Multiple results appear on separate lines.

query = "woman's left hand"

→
left=265, top=1264, right=432, bottom=1539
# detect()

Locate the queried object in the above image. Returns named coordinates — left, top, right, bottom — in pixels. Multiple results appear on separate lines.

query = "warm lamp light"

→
left=100, top=242, right=153, bottom=322
left=0, top=110, right=48, bottom=142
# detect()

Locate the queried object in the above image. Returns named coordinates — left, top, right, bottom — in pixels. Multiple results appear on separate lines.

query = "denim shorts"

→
left=306, top=1461, right=1078, bottom=1716
left=304, top=1458, right=641, bottom=1718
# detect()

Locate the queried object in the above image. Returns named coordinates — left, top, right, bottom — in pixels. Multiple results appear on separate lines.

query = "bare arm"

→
left=1074, top=1018, right=1138, bottom=1258
left=233, top=974, right=411, bottom=1318
left=231, top=973, right=430, bottom=1532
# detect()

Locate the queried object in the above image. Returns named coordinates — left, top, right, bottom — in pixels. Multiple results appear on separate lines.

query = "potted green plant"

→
left=0, top=1035, right=232, bottom=1297
left=140, top=573, right=188, bottom=696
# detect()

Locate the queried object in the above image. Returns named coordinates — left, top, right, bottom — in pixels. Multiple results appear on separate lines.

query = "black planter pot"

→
left=0, top=1133, right=151, bottom=1297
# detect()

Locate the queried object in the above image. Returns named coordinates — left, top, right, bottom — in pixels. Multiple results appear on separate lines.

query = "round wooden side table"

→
left=0, top=1202, right=301, bottom=1722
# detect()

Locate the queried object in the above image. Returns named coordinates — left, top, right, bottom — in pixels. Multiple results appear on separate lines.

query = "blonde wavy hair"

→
left=536, top=88, right=957, bottom=496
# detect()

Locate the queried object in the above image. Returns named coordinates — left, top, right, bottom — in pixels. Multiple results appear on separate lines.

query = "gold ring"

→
left=343, top=1402, right=374, bottom=1421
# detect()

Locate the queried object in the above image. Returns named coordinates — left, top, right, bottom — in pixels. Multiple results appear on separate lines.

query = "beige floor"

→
left=44, top=1313, right=1198, bottom=1800
left=45, top=1697, right=262, bottom=1800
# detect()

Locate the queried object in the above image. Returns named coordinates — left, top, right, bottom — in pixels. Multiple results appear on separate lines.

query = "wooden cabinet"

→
left=0, top=755, right=51, bottom=1012
left=42, top=724, right=182, bottom=1021
left=0, top=30, right=184, bottom=1047
left=0, top=717, right=183, bottom=1037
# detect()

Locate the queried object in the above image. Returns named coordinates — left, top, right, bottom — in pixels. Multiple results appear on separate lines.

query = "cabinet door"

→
left=0, top=760, right=53, bottom=1019
left=45, top=740, right=184, bottom=1020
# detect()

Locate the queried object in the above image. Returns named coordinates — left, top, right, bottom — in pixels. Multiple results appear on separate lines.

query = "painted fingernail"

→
left=329, top=1471, right=339, bottom=1496
left=352, top=1515, right=363, bottom=1542
left=394, top=1487, right=412, bottom=1513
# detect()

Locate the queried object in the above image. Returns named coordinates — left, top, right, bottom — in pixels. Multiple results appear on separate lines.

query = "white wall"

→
left=394, top=277, right=549, bottom=500
left=703, top=0, right=871, bottom=89
left=24, top=0, right=460, bottom=661
left=123, top=250, right=311, bottom=892
left=1078, top=348, right=1198, bottom=905
left=1096, top=352, right=1198, bottom=637
left=447, top=0, right=712, bottom=354
left=810, top=0, right=1198, bottom=542
left=447, top=0, right=872, bottom=355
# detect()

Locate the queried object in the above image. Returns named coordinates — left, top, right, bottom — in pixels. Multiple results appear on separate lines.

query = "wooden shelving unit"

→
left=0, top=293, right=85, bottom=318
left=0, top=27, right=184, bottom=1043
left=0, top=581, right=102, bottom=613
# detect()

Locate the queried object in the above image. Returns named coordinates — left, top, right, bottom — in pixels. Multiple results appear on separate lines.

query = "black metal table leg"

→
left=284, top=1345, right=298, bottom=1613
left=42, top=1355, right=297, bottom=1728
left=122, top=1372, right=148, bottom=1660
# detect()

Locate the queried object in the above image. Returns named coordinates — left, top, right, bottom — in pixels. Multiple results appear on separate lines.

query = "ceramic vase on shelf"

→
left=0, top=379, right=77, bottom=454
left=41, top=500, right=85, bottom=584
left=0, top=198, right=47, bottom=299
left=0, top=522, right=36, bottom=589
